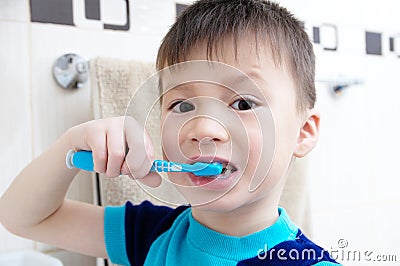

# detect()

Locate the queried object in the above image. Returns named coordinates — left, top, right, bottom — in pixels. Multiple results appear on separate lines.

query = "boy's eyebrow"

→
left=161, top=69, right=265, bottom=93
left=229, top=70, right=265, bottom=85
left=220, top=70, right=266, bottom=95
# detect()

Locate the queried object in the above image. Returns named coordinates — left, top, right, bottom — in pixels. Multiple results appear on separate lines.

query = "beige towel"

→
left=90, top=57, right=310, bottom=234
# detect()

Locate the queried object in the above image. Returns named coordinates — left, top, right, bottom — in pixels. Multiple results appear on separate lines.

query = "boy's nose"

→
left=186, top=116, right=229, bottom=144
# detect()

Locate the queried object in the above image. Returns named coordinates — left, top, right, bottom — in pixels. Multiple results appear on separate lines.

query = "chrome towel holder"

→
left=53, top=53, right=89, bottom=89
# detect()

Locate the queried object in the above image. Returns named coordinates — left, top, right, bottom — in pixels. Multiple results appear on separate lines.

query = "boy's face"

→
left=159, top=38, right=311, bottom=210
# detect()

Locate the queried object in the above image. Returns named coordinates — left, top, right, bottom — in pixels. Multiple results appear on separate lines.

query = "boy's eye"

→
left=169, top=101, right=195, bottom=113
left=231, top=99, right=256, bottom=111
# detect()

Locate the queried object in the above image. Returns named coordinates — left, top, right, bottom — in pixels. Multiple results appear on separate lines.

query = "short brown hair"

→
left=156, top=0, right=315, bottom=111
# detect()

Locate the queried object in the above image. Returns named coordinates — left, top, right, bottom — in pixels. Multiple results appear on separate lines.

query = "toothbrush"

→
left=66, top=150, right=223, bottom=177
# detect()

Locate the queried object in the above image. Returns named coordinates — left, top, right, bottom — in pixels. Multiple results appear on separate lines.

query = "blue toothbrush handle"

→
left=66, top=150, right=222, bottom=176
left=66, top=150, right=95, bottom=171
left=67, top=151, right=181, bottom=173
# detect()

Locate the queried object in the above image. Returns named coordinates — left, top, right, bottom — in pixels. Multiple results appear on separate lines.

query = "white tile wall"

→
left=0, top=0, right=29, bottom=22
left=311, top=202, right=400, bottom=266
left=0, top=22, right=31, bottom=193
left=299, top=0, right=400, bottom=262
left=0, top=20, right=34, bottom=252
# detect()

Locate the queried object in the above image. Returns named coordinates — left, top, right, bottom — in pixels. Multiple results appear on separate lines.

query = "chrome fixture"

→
left=53, top=53, right=89, bottom=89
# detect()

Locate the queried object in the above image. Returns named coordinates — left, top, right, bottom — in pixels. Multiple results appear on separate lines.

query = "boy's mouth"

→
left=186, top=156, right=240, bottom=188
left=213, top=162, right=238, bottom=179
left=188, top=156, right=238, bottom=177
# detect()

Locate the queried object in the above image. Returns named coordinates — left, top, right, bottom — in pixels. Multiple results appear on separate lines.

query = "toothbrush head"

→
left=188, top=162, right=223, bottom=177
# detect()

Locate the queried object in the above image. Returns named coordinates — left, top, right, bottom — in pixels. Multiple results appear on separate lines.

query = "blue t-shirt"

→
left=104, top=201, right=339, bottom=266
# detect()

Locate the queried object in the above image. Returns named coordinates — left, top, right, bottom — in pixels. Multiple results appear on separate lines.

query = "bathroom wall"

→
left=280, top=0, right=400, bottom=264
left=0, top=0, right=399, bottom=265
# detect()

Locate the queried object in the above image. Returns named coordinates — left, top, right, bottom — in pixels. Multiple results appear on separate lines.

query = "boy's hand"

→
left=66, top=116, right=161, bottom=187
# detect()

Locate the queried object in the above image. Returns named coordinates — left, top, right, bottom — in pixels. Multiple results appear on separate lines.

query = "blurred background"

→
left=0, top=0, right=399, bottom=265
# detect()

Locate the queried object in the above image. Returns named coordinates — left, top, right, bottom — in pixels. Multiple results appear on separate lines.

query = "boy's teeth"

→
left=202, top=162, right=237, bottom=178
left=220, top=164, right=237, bottom=177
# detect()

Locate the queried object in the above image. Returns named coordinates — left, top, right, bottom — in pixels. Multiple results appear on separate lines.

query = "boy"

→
left=0, top=0, right=339, bottom=265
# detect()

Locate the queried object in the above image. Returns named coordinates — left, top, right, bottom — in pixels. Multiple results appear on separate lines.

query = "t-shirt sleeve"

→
left=104, top=200, right=189, bottom=266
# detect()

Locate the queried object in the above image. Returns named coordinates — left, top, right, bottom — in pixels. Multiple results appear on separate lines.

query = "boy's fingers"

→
left=120, top=161, right=130, bottom=176
left=88, top=133, right=108, bottom=174
left=123, top=118, right=155, bottom=178
left=105, top=127, right=126, bottom=178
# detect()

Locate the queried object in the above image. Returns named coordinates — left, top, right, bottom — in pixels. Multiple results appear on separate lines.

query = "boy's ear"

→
left=293, top=109, right=320, bottom=158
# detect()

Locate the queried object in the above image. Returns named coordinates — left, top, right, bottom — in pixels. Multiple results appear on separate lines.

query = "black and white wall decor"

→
left=28, top=0, right=400, bottom=59
left=176, top=3, right=189, bottom=18
left=389, top=35, right=400, bottom=57
left=365, top=31, right=400, bottom=56
left=365, top=31, right=382, bottom=55
left=312, top=24, right=338, bottom=51
left=30, top=0, right=130, bottom=31
left=309, top=22, right=399, bottom=58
